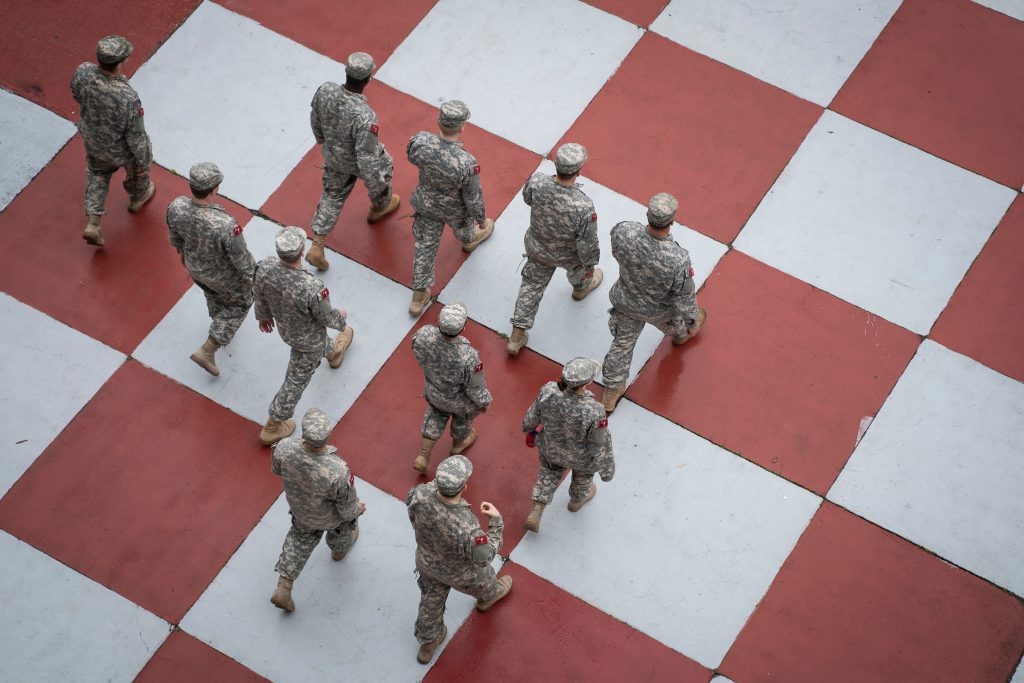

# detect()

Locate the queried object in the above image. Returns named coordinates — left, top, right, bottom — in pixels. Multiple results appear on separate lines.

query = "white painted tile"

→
left=711, top=677, right=737, bottom=683
left=0, top=293, right=125, bottom=496
left=651, top=0, right=901, bottom=106
left=512, top=400, right=821, bottom=669
left=0, top=89, right=75, bottom=210
left=734, top=111, right=1015, bottom=334
left=830, top=340, right=1024, bottom=597
left=442, top=160, right=727, bottom=385
left=972, top=0, right=1024, bottom=21
left=182, top=480, right=489, bottom=682
left=130, top=1, right=342, bottom=208
left=1012, top=660, right=1024, bottom=683
left=0, top=530, right=169, bottom=681
left=133, top=216, right=417, bottom=426
left=376, top=0, right=642, bottom=154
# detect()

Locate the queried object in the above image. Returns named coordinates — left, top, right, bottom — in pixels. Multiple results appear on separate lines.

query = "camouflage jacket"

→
left=406, top=481, right=502, bottom=583
left=70, top=63, right=151, bottom=167
left=272, top=437, right=362, bottom=530
left=522, top=173, right=599, bottom=267
left=523, top=381, right=614, bottom=479
left=253, top=257, right=346, bottom=353
left=310, top=83, right=388, bottom=195
left=166, top=198, right=255, bottom=291
left=608, top=221, right=698, bottom=323
left=407, top=132, right=485, bottom=223
left=412, top=325, right=491, bottom=414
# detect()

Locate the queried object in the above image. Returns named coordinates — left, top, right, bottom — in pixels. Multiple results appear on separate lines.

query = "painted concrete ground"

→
left=1, top=0, right=1023, bottom=681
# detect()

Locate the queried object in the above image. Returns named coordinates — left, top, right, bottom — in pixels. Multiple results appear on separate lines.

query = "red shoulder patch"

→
left=688, top=267, right=694, bottom=278
left=473, top=165, right=480, bottom=175
left=591, top=212, right=597, bottom=222
left=138, top=107, right=144, bottom=117
left=474, top=362, right=483, bottom=373
left=597, top=418, right=608, bottom=429
left=370, top=123, right=379, bottom=135
left=474, top=535, right=487, bottom=546
left=319, top=287, right=329, bottom=300
left=232, top=224, right=243, bottom=237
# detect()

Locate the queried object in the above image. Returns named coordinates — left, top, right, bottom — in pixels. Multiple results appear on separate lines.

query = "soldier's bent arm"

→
left=461, top=167, right=486, bottom=223
left=253, top=271, right=272, bottom=322
left=670, top=265, right=699, bottom=324
left=125, top=100, right=152, bottom=169
left=334, top=474, right=363, bottom=522
left=166, top=212, right=184, bottom=252
left=311, top=290, right=346, bottom=331
left=405, top=132, right=425, bottom=166
left=70, top=68, right=84, bottom=105
left=465, top=355, right=492, bottom=408
left=522, top=392, right=543, bottom=433
left=587, top=419, right=615, bottom=482
left=576, top=208, right=600, bottom=268
left=355, top=123, right=386, bottom=198
left=226, top=229, right=256, bottom=280
left=610, top=221, right=628, bottom=262
left=521, top=175, right=535, bottom=207
left=309, top=89, right=325, bottom=145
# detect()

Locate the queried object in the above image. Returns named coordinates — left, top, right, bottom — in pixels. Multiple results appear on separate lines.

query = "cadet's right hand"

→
left=480, top=502, right=500, bottom=518
left=259, top=319, right=274, bottom=333
left=357, top=501, right=367, bottom=514
left=337, top=308, right=347, bottom=319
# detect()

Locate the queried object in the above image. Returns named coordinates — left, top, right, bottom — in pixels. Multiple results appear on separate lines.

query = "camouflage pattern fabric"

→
left=411, top=325, right=491, bottom=439
left=407, top=132, right=485, bottom=289
left=167, top=197, right=255, bottom=346
left=406, top=481, right=503, bottom=644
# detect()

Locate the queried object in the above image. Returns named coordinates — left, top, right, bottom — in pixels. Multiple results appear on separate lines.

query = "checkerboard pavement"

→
left=1, top=0, right=1022, bottom=680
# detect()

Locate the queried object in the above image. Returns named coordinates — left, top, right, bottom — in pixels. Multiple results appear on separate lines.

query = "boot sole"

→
left=270, top=592, right=295, bottom=612
left=82, top=232, right=105, bottom=247
left=449, top=430, right=477, bottom=455
left=127, top=183, right=156, bottom=213
left=190, top=353, right=220, bottom=377
left=367, top=195, right=401, bottom=224
left=417, top=624, right=447, bottom=664
left=476, top=576, right=513, bottom=612
left=462, top=220, right=494, bottom=253
left=672, top=308, right=708, bottom=345
left=328, top=329, right=354, bottom=369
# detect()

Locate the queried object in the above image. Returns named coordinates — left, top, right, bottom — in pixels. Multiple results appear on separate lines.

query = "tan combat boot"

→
left=367, top=193, right=401, bottom=224
left=189, top=337, right=221, bottom=376
left=462, top=218, right=494, bottom=253
left=306, top=232, right=330, bottom=271
left=476, top=575, right=513, bottom=612
left=568, top=482, right=597, bottom=512
left=413, top=437, right=438, bottom=474
left=416, top=623, right=447, bottom=664
left=672, top=307, right=708, bottom=345
left=505, top=327, right=528, bottom=356
left=409, top=287, right=432, bottom=317
left=127, top=180, right=156, bottom=213
left=270, top=575, right=295, bottom=612
left=327, top=327, right=354, bottom=369
left=259, top=418, right=296, bottom=446
left=524, top=502, right=545, bottom=533
left=331, top=527, right=359, bottom=561
left=82, top=215, right=104, bottom=247
left=449, top=428, right=477, bottom=455
left=571, top=267, right=604, bottom=301
left=601, top=385, right=626, bottom=413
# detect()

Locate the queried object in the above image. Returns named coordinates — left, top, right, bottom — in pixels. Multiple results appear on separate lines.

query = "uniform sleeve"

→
left=70, top=66, right=84, bottom=105
left=355, top=119, right=386, bottom=198
left=225, top=222, right=256, bottom=280
left=310, top=87, right=324, bottom=145
left=166, top=206, right=184, bottom=253
left=586, top=416, right=615, bottom=482
left=270, top=446, right=283, bottom=476
left=464, top=350, right=492, bottom=408
left=465, top=515, right=503, bottom=567
left=125, top=95, right=152, bottom=169
left=522, top=389, right=543, bottom=432
left=575, top=202, right=600, bottom=268
left=406, top=132, right=424, bottom=166
left=334, top=468, right=363, bottom=522
left=253, top=267, right=272, bottom=321
left=610, top=222, right=627, bottom=262
left=521, top=175, right=535, bottom=207
left=461, top=162, right=486, bottom=223
left=669, top=255, right=699, bottom=324
left=310, top=287, right=346, bottom=331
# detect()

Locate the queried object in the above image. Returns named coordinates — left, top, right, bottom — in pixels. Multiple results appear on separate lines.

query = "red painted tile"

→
left=0, top=136, right=251, bottom=355
left=331, top=308, right=561, bottom=552
left=556, top=33, right=821, bottom=244
left=0, top=0, right=200, bottom=119
left=932, top=195, right=1024, bottom=382
left=0, top=361, right=282, bottom=623
left=260, top=82, right=539, bottom=289
left=425, top=563, right=711, bottom=683
left=583, top=0, right=669, bottom=27
left=135, top=630, right=269, bottom=683
left=626, top=251, right=920, bottom=494
left=720, top=503, right=1024, bottom=683
left=832, top=0, right=1024, bottom=190
left=216, top=0, right=437, bottom=67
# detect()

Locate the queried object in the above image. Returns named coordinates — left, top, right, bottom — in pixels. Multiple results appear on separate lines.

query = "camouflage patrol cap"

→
left=435, top=455, right=473, bottom=496
left=438, top=302, right=468, bottom=336
left=301, top=407, right=331, bottom=447
left=562, top=357, right=600, bottom=388
left=438, top=100, right=470, bottom=129
left=346, top=52, right=375, bottom=80
left=96, top=35, right=133, bottom=65
left=275, top=226, right=306, bottom=259
left=647, top=192, right=679, bottom=228
left=554, top=143, right=587, bottom=175
left=189, top=162, right=223, bottom=192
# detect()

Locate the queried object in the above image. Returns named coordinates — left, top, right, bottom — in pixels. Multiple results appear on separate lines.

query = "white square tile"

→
left=376, top=0, right=642, bottom=154
left=1013, top=660, right=1024, bottom=683
left=133, top=216, right=417, bottom=426
left=829, top=340, right=1024, bottom=597
left=0, top=530, right=169, bottom=681
left=182, top=480, right=488, bottom=682
left=0, top=293, right=125, bottom=496
left=0, top=89, right=75, bottom=210
left=651, top=0, right=902, bottom=106
left=734, top=111, right=1016, bottom=334
left=972, top=0, right=1024, bottom=21
left=511, top=400, right=821, bottom=668
left=442, top=160, right=727, bottom=385
left=130, top=1, right=343, bottom=208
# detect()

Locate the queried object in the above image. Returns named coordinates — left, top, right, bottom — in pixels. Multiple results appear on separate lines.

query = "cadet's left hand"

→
left=259, top=319, right=274, bottom=333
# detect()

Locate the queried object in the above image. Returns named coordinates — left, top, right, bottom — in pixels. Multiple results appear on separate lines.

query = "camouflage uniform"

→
left=70, top=38, right=152, bottom=216
left=510, top=172, right=599, bottom=329
left=254, top=255, right=347, bottom=421
left=524, top=381, right=615, bottom=504
left=412, top=324, right=491, bottom=442
left=167, top=187, right=255, bottom=347
left=406, top=457, right=503, bottom=645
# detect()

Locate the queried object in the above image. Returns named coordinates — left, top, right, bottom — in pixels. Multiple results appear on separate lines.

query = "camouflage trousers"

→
left=601, top=308, right=687, bottom=388
left=274, top=514, right=359, bottom=581
left=510, top=257, right=592, bottom=329
left=268, top=337, right=332, bottom=421
left=532, top=451, right=595, bottom=505
left=414, top=569, right=500, bottom=645
left=411, top=214, right=479, bottom=289
left=311, top=152, right=394, bottom=236
left=421, top=401, right=480, bottom=441
left=195, top=281, right=253, bottom=347
left=84, top=155, right=150, bottom=216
